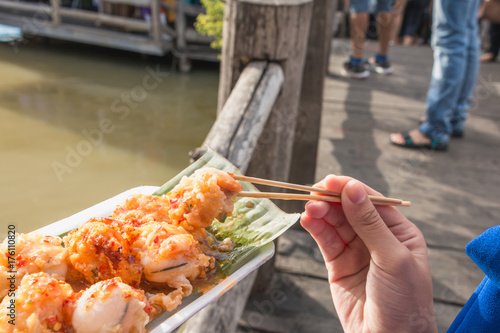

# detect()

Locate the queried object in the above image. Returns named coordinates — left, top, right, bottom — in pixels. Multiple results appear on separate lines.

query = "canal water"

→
left=0, top=39, right=219, bottom=235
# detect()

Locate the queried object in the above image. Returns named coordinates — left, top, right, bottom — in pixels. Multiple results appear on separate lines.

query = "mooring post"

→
left=180, top=0, right=314, bottom=332
left=286, top=0, right=336, bottom=214
left=218, top=0, right=314, bottom=186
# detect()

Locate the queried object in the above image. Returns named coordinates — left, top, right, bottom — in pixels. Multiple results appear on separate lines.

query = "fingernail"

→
left=345, top=180, right=366, bottom=204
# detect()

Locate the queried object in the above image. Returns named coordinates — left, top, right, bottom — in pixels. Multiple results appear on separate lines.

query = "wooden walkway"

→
left=237, top=38, right=500, bottom=333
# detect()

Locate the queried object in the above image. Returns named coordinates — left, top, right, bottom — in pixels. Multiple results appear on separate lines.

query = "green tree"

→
left=195, top=0, right=224, bottom=51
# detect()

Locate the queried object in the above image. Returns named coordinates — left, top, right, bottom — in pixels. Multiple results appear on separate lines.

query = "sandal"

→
left=390, top=131, right=448, bottom=151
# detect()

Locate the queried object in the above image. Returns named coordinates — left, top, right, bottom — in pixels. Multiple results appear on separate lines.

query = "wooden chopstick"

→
left=230, top=174, right=411, bottom=207
left=230, top=174, right=341, bottom=196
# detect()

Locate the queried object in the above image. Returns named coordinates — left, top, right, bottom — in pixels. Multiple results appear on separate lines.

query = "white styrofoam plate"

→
left=35, top=186, right=275, bottom=333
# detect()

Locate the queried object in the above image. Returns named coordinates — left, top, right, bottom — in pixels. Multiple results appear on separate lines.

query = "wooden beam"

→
left=175, top=0, right=190, bottom=71
left=58, top=8, right=150, bottom=31
left=203, top=61, right=267, bottom=158
left=150, top=0, right=161, bottom=42
left=286, top=0, right=335, bottom=213
left=102, top=0, right=150, bottom=6
left=228, top=63, right=284, bottom=170
left=185, top=27, right=214, bottom=44
left=218, top=0, right=313, bottom=184
left=0, top=13, right=170, bottom=55
left=183, top=4, right=206, bottom=17
left=0, top=1, right=51, bottom=14
left=50, top=0, right=61, bottom=26
left=183, top=0, right=313, bottom=331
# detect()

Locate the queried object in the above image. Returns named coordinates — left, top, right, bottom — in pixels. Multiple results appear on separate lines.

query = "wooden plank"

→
left=149, top=0, right=161, bottom=42
left=228, top=63, right=284, bottom=171
left=0, top=1, right=50, bottom=14
left=203, top=61, right=267, bottom=159
left=0, top=14, right=170, bottom=55
left=50, top=0, right=61, bottom=26
left=183, top=4, right=205, bottom=17
left=185, top=27, right=214, bottom=43
left=239, top=271, right=342, bottom=333
left=102, top=0, right=150, bottom=6
left=59, top=8, right=150, bottom=32
left=240, top=271, right=464, bottom=333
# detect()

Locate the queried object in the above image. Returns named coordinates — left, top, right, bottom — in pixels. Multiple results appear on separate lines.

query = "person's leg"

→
left=450, top=0, right=480, bottom=133
left=341, top=0, right=371, bottom=78
left=366, top=0, right=394, bottom=74
left=401, top=0, right=428, bottom=46
left=418, top=0, right=478, bottom=145
left=350, top=12, right=370, bottom=59
left=389, top=0, right=407, bottom=44
left=375, top=0, right=393, bottom=56
left=488, top=22, right=500, bottom=59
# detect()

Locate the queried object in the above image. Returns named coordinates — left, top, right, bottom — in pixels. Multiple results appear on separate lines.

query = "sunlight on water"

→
left=0, top=40, right=219, bottom=235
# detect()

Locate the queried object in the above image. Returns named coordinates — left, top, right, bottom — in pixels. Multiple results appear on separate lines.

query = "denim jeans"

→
left=349, top=0, right=392, bottom=14
left=419, top=0, right=480, bottom=144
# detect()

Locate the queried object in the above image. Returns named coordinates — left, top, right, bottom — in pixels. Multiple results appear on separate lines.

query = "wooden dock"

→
left=237, top=38, right=500, bottom=332
left=0, top=0, right=217, bottom=68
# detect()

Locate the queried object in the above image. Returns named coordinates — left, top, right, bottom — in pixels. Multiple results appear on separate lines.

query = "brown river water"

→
left=0, top=39, right=219, bottom=236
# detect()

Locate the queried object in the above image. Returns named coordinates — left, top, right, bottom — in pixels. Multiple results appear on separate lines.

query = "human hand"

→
left=300, top=175, right=437, bottom=333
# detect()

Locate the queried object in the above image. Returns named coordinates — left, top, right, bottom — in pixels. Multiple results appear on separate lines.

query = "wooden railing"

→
left=0, top=0, right=215, bottom=61
left=179, top=0, right=335, bottom=331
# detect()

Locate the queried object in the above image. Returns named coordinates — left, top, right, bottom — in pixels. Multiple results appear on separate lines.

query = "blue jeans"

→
left=349, top=0, right=392, bottom=13
left=419, top=0, right=480, bottom=144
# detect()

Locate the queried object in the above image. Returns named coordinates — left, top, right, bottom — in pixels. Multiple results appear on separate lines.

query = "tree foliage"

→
left=195, top=0, right=225, bottom=51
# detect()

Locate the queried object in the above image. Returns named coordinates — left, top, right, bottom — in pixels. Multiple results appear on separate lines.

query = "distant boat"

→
left=0, top=24, right=22, bottom=42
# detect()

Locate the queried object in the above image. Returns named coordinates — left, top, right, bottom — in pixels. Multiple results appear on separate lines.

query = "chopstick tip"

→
left=401, top=201, right=411, bottom=207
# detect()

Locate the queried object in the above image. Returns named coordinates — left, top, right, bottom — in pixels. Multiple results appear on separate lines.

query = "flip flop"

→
left=390, top=131, right=448, bottom=151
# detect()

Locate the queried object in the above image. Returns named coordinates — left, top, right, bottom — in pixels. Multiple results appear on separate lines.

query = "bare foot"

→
left=480, top=53, right=495, bottom=63
left=390, top=129, right=431, bottom=145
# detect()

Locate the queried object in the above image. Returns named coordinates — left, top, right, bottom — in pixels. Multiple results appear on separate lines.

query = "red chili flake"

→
left=16, top=256, right=27, bottom=267
left=46, top=314, right=58, bottom=325
left=144, top=305, right=154, bottom=315
left=170, top=198, right=179, bottom=208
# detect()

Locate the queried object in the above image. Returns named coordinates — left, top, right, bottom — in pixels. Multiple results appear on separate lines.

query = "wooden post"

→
left=218, top=0, right=313, bottom=186
left=175, top=0, right=191, bottom=72
left=150, top=0, right=162, bottom=43
left=50, top=0, right=61, bottom=26
left=180, top=61, right=284, bottom=333
left=286, top=0, right=335, bottom=214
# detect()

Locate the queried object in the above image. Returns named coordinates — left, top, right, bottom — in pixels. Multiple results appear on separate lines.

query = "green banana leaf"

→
left=153, top=148, right=300, bottom=274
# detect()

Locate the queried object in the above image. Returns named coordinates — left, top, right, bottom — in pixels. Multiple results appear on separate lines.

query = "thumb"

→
left=342, top=180, right=402, bottom=261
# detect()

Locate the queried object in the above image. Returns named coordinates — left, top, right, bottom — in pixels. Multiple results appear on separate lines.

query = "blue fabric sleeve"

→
left=447, top=226, right=500, bottom=332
